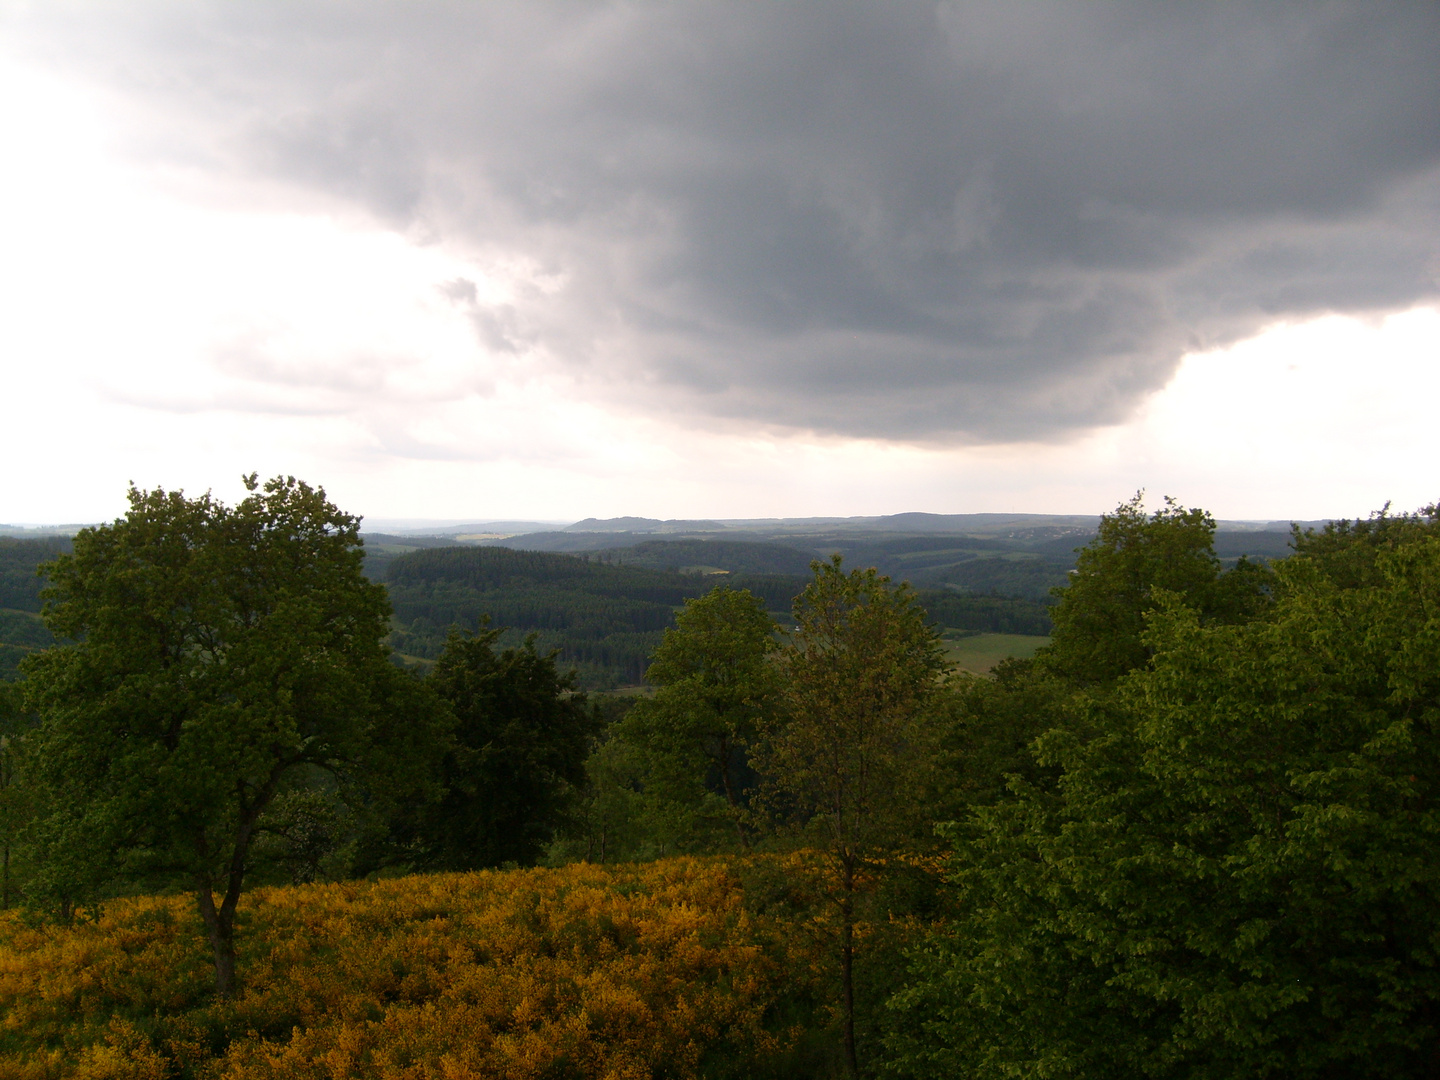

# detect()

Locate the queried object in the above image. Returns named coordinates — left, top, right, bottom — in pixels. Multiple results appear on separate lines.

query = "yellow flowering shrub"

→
left=0, top=857, right=834, bottom=1080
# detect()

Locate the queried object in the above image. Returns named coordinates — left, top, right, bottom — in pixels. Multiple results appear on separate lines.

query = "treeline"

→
left=913, top=588, right=1051, bottom=635
left=884, top=498, right=1440, bottom=1079
left=586, top=537, right=819, bottom=575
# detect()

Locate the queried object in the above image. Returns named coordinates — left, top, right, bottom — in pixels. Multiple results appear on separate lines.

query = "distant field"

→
left=943, top=632, right=1049, bottom=673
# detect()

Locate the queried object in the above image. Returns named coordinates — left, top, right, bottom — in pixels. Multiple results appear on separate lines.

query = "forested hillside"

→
left=384, top=546, right=806, bottom=685
left=384, top=544, right=1051, bottom=686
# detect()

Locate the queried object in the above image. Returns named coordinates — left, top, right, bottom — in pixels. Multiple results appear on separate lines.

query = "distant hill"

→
left=383, top=544, right=1055, bottom=687
left=1212, top=530, right=1295, bottom=561
left=866, top=512, right=1100, bottom=534
left=591, top=539, right=818, bottom=576
left=563, top=517, right=726, bottom=534
left=360, top=533, right=479, bottom=582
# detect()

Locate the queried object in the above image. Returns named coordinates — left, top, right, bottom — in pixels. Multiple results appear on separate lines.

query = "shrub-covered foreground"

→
left=0, top=857, right=835, bottom=1080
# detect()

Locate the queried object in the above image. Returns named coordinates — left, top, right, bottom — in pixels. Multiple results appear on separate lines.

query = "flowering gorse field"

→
left=0, top=856, right=835, bottom=1080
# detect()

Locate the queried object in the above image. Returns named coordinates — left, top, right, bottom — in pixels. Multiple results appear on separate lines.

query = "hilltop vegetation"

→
left=8, top=484, right=1439, bottom=1077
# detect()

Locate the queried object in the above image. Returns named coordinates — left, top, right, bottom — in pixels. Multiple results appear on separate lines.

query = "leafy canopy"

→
left=408, top=626, right=598, bottom=870
left=762, top=555, right=947, bottom=1078
left=21, top=475, right=443, bottom=995
left=890, top=504, right=1440, bottom=1079
left=619, top=586, right=780, bottom=851
left=1044, top=492, right=1271, bottom=684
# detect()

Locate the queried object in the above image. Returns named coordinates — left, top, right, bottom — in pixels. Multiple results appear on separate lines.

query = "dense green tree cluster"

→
left=559, top=561, right=952, bottom=1078
left=396, top=625, right=598, bottom=871
left=889, top=501, right=1440, bottom=1079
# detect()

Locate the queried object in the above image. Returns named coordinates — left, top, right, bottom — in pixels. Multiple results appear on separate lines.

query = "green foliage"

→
left=552, top=703, right=659, bottom=864
left=925, top=659, right=1071, bottom=818
left=19, top=475, right=447, bottom=996
left=0, top=681, right=36, bottom=907
left=0, top=538, right=66, bottom=680
left=761, top=555, right=948, bottom=1078
left=0, top=608, right=54, bottom=680
left=888, top=506, right=1440, bottom=1079
left=1043, top=493, right=1272, bottom=685
left=763, top=556, right=948, bottom=855
left=1288, top=501, right=1440, bottom=588
left=405, top=627, right=600, bottom=870
left=616, top=586, right=781, bottom=852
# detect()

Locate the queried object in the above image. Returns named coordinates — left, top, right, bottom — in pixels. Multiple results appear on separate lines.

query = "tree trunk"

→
left=716, top=740, right=752, bottom=852
left=2, top=841, right=9, bottom=908
left=841, top=857, right=859, bottom=1079
left=196, top=884, right=238, bottom=998
left=196, top=796, right=266, bottom=999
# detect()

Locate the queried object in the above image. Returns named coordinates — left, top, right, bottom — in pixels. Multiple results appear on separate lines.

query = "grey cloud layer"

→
left=21, top=1, right=1440, bottom=440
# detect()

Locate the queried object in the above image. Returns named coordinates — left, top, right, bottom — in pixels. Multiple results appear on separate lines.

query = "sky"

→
left=1, top=1, right=1437, bottom=526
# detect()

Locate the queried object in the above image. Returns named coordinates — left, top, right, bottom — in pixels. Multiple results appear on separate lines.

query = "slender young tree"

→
left=761, top=555, right=945, bottom=1078
left=21, top=475, right=443, bottom=997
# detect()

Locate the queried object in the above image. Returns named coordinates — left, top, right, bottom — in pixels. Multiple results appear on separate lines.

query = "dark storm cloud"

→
left=16, top=1, right=1440, bottom=440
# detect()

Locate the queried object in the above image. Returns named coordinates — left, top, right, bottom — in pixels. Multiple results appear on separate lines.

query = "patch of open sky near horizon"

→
left=0, top=51, right=1436, bottom=529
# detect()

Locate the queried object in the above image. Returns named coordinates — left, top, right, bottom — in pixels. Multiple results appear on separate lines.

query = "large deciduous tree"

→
left=890, top=506, right=1440, bottom=1079
left=21, top=475, right=441, bottom=997
left=761, top=555, right=945, bottom=1078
